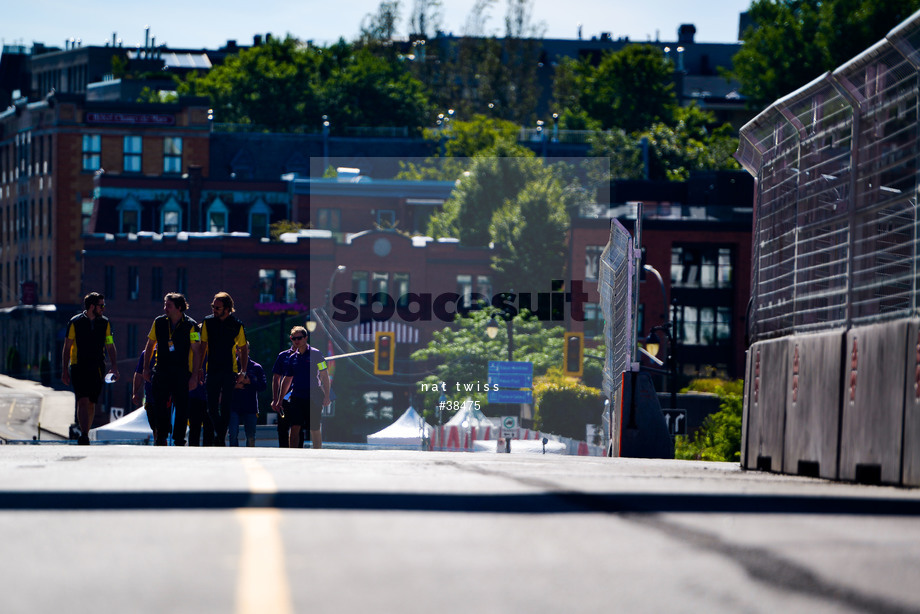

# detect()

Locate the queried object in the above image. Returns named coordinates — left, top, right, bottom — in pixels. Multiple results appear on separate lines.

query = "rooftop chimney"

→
left=678, top=24, right=696, bottom=45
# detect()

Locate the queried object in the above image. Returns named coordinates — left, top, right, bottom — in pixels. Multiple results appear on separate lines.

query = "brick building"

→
left=568, top=171, right=754, bottom=383
left=0, top=91, right=211, bottom=389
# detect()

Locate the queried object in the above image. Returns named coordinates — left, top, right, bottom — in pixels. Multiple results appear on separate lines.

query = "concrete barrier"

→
left=901, top=320, right=920, bottom=487
left=743, top=338, right=788, bottom=472
left=741, top=347, right=753, bottom=469
left=783, top=331, right=844, bottom=480
left=619, top=371, right=673, bottom=459
left=840, top=320, right=908, bottom=485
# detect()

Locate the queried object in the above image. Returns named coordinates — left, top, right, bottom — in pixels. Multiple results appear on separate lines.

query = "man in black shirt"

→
left=200, top=291, right=248, bottom=445
left=143, top=293, right=201, bottom=446
left=62, top=292, right=120, bottom=445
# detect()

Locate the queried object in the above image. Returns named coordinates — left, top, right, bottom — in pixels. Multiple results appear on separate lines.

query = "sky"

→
left=2, top=0, right=753, bottom=52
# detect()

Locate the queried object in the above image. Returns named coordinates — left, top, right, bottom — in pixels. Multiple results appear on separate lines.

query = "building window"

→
left=679, top=306, right=732, bottom=345
left=127, top=266, right=139, bottom=301
left=671, top=246, right=733, bottom=289
left=163, top=137, right=182, bottom=174
left=393, top=273, right=410, bottom=307
left=352, top=271, right=369, bottom=305
left=376, top=209, right=396, bottom=227
left=584, top=303, right=604, bottom=338
left=82, top=198, right=94, bottom=233
left=585, top=246, right=604, bottom=281
left=364, top=390, right=394, bottom=421
left=206, top=198, right=228, bottom=233
left=372, top=272, right=389, bottom=305
left=161, top=198, right=182, bottom=233
left=104, top=265, right=115, bottom=298
left=280, top=269, right=296, bottom=304
left=126, top=323, right=138, bottom=359
left=117, top=197, right=142, bottom=234
left=457, top=274, right=473, bottom=308
left=258, top=269, right=276, bottom=302
left=475, top=275, right=492, bottom=300
left=82, top=134, right=100, bottom=172
left=151, top=267, right=163, bottom=302
left=249, top=200, right=271, bottom=239
left=123, top=136, right=142, bottom=173
left=176, top=267, right=187, bottom=294
left=317, top=208, right=341, bottom=232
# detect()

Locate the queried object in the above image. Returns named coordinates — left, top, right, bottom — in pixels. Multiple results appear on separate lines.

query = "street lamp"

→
left=646, top=326, right=677, bottom=411
left=486, top=315, right=513, bottom=361
left=643, top=263, right=678, bottom=410
left=322, top=115, right=330, bottom=172
left=324, top=265, right=347, bottom=311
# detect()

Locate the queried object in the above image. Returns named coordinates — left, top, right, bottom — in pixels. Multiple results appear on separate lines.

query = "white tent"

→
left=367, top=406, right=432, bottom=447
left=89, top=407, right=153, bottom=443
left=444, top=400, right=496, bottom=432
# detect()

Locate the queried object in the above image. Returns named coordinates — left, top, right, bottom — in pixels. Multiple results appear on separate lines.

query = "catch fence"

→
left=736, top=10, right=920, bottom=341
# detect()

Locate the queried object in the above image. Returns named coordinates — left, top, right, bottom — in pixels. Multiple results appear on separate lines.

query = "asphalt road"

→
left=0, top=447, right=919, bottom=614
left=0, top=390, right=43, bottom=441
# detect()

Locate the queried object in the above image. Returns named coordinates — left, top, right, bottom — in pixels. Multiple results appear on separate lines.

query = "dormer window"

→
left=117, top=196, right=142, bottom=233
left=161, top=197, right=182, bottom=233
left=206, top=197, right=228, bottom=233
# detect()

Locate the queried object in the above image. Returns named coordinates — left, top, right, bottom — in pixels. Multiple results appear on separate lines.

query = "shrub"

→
left=533, top=367, right=603, bottom=439
left=674, top=378, right=743, bottom=462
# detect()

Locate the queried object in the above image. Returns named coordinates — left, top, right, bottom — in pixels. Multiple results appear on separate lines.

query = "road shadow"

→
left=1, top=490, right=919, bottom=515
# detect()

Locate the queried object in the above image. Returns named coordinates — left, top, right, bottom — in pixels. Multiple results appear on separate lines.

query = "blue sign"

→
left=488, top=389, right=534, bottom=404
left=489, top=373, right=533, bottom=389
left=488, top=361, right=533, bottom=375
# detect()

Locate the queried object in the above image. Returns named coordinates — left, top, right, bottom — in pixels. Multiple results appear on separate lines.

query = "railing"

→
left=736, top=9, right=920, bottom=342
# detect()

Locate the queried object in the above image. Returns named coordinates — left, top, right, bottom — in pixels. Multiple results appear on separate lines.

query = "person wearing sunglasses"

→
left=271, top=328, right=306, bottom=447
left=62, top=292, right=120, bottom=445
left=272, top=325, right=331, bottom=449
left=142, top=293, right=201, bottom=446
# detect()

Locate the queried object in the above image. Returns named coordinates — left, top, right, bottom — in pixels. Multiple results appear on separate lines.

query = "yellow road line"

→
left=236, top=458, right=293, bottom=614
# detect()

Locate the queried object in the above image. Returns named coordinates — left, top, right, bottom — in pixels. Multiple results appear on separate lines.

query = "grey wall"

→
left=783, top=331, right=843, bottom=480
left=743, top=319, right=920, bottom=486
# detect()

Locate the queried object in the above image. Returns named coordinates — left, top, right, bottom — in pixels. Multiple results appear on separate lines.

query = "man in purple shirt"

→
left=272, top=325, right=331, bottom=449
left=271, top=334, right=303, bottom=448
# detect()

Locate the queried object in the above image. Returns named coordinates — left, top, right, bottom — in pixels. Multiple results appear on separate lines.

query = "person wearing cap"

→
left=62, top=292, right=120, bottom=445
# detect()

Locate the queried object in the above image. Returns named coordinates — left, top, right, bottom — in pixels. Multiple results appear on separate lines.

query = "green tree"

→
left=269, top=220, right=305, bottom=241
left=435, top=114, right=521, bottom=158
left=179, top=35, right=322, bottom=130
left=396, top=114, right=521, bottom=183
left=731, top=0, right=920, bottom=108
left=322, top=47, right=433, bottom=133
left=589, top=105, right=739, bottom=181
left=411, top=310, right=565, bottom=419
left=426, top=141, right=542, bottom=245
left=179, top=35, right=432, bottom=134
left=674, top=378, right=744, bottom=462
left=555, top=45, right=676, bottom=133
left=489, top=173, right=570, bottom=291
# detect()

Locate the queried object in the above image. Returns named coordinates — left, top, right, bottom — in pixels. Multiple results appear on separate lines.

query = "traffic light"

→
left=563, top=332, right=584, bottom=377
left=374, top=331, right=395, bottom=375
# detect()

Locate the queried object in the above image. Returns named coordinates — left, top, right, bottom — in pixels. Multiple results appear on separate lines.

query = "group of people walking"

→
left=62, top=291, right=332, bottom=447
